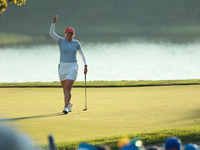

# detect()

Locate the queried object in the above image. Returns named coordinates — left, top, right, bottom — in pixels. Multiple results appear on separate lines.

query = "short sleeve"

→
left=77, top=40, right=81, bottom=50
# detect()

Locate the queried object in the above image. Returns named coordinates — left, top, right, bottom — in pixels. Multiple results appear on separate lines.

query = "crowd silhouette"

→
left=0, top=124, right=199, bottom=150
left=77, top=136, right=199, bottom=150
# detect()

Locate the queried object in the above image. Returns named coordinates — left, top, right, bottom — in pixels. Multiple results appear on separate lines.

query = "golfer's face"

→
left=65, top=32, right=73, bottom=41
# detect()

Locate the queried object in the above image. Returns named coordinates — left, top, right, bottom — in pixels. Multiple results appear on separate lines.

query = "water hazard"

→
left=0, top=37, right=200, bottom=82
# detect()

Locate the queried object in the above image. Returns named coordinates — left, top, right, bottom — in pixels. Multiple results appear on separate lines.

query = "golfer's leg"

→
left=61, top=80, right=66, bottom=95
left=64, top=79, right=74, bottom=107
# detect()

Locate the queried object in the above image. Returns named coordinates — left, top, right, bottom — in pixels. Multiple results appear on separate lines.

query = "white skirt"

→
left=58, top=62, right=78, bottom=81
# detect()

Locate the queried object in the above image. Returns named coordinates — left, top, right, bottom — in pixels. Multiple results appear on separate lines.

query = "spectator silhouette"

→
left=146, top=146, right=161, bottom=150
left=164, top=137, right=182, bottom=150
left=184, top=143, right=199, bottom=150
left=0, top=124, right=36, bottom=150
left=120, top=138, right=145, bottom=150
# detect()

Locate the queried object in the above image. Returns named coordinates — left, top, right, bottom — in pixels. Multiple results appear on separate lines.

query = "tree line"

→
left=1, top=0, right=200, bottom=37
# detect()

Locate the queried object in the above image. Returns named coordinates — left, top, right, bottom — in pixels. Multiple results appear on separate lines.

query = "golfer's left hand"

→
left=84, top=65, right=87, bottom=74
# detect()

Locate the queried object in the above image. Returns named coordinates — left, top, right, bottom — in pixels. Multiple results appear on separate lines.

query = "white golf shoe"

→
left=68, top=101, right=73, bottom=112
left=63, top=107, right=68, bottom=114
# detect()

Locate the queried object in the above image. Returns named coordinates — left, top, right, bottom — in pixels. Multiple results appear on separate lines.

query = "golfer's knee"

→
left=65, top=85, right=72, bottom=92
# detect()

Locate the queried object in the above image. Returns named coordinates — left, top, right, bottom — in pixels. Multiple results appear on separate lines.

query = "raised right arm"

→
left=49, top=15, right=60, bottom=42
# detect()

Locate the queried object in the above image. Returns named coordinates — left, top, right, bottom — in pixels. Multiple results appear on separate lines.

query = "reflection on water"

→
left=0, top=37, right=200, bottom=82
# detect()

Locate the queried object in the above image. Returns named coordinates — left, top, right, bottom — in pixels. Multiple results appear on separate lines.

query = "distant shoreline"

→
left=1, top=32, right=200, bottom=46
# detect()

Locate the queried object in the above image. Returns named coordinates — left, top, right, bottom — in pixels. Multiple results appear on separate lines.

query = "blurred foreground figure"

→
left=77, top=143, right=111, bottom=150
left=164, top=137, right=182, bottom=150
left=118, top=137, right=130, bottom=148
left=184, top=143, right=199, bottom=150
left=0, top=124, right=36, bottom=150
left=120, top=138, right=145, bottom=150
left=146, top=146, right=161, bottom=150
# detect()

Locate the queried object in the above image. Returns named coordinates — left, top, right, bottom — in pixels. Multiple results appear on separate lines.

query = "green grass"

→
left=1, top=85, right=200, bottom=149
left=45, top=126, right=200, bottom=150
left=0, top=33, right=33, bottom=45
left=1, top=79, right=200, bottom=87
left=0, top=33, right=47, bottom=45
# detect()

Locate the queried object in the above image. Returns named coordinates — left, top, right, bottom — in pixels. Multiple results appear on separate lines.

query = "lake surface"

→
left=0, top=37, right=200, bottom=82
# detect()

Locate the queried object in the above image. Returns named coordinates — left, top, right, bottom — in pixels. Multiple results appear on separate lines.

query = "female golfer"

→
left=50, top=15, right=87, bottom=114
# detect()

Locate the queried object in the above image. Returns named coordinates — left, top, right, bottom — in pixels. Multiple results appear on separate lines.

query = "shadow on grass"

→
left=0, top=112, right=65, bottom=122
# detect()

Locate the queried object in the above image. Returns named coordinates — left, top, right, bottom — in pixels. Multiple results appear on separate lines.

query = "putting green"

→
left=0, top=85, right=200, bottom=145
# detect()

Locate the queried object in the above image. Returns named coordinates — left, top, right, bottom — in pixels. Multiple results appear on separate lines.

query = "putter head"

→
left=83, top=108, right=87, bottom=111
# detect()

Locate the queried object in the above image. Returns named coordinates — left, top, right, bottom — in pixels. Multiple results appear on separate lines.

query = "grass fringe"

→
left=1, top=79, right=200, bottom=88
left=40, top=125, right=200, bottom=150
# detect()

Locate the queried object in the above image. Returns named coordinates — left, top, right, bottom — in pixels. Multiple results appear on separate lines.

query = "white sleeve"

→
left=49, top=23, right=60, bottom=42
left=78, top=48, right=87, bottom=66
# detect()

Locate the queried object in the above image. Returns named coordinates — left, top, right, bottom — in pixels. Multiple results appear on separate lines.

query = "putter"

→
left=83, top=73, right=87, bottom=111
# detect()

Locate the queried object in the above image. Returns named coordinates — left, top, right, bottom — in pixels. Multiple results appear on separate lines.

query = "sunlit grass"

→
left=1, top=79, right=200, bottom=87
left=1, top=85, right=200, bottom=149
